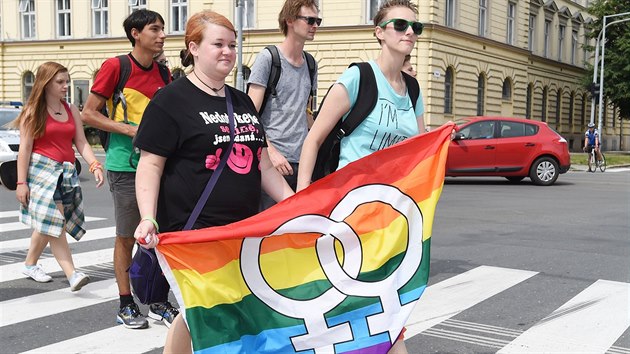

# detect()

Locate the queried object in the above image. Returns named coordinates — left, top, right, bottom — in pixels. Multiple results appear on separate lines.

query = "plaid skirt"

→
left=19, top=153, right=86, bottom=240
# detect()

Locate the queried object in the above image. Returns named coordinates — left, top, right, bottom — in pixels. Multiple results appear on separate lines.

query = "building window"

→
left=558, top=25, right=565, bottom=62
left=56, top=0, right=71, bottom=38
left=479, top=0, right=488, bottom=37
left=502, top=78, right=512, bottom=100
left=171, top=0, right=188, bottom=33
left=74, top=80, right=89, bottom=110
left=92, top=0, right=108, bottom=36
left=528, top=15, right=536, bottom=51
left=23, top=71, right=35, bottom=102
left=571, top=30, right=578, bottom=65
left=172, top=68, right=186, bottom=80
left=544, top=20, right=551, bottom=57
left=555, top=89, right=562, bottom=127
left=129, top=0, right=147, bottom=12
left=542, top=86, right=548, bottom=122
left=477, top=74, right=486, bottom=116
left=445, top=0, right=456, bottom=27
left=569, top=92, right=575, bottom=127
left=444, top=67, right=454, bottom=114
left=19, top=0, right=36, bottom=39
left=368, top=0, right=386, bottom=22
left=583, top=35, right=588, bottom=67
left=526, top=83, right=533, bottom=119
left=507, top=2, right=516, bottom=45
left=237, top=0, right=255, bottom=29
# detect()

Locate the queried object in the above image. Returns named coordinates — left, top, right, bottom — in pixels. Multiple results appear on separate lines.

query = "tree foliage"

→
left=584, top=0, right=630, bottom=118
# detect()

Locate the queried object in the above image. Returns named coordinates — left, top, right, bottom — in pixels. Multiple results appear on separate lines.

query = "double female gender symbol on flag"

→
left=241, top=184, right=425, bottom=353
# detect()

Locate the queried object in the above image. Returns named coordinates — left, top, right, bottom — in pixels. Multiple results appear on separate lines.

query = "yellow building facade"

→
left=1, top=0, right=627, bottom=150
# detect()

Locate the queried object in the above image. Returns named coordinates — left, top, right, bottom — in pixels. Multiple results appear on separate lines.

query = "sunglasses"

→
left=379, top=18, right=424, bottom=35
left=296, top=15, right=323, bottom=26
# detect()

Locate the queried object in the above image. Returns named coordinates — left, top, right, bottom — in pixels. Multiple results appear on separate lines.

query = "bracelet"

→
left=16, top=181, right=27, bottom=185
left=89, top=161, right=103, bottom=174
left=141, top=217, right=159, bottom=233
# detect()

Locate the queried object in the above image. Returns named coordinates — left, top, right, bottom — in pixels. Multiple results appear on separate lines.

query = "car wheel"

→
left=505, top=176, right=525, bottom=183
left=529, top=157, right=558, bottom=186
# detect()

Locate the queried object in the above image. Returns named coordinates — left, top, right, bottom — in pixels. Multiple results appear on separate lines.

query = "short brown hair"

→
left=278, top=0, right=319, bottom=36
left=180, top=10, right=236, bottom=67
left=373, top=0, right=419, bottom=44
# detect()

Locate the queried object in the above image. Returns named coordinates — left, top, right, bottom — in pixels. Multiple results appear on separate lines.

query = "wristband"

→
left=89, top=161, right=103, bottom=174
left=141, top=217, right=159, bottom=233
left=16, top=181, right=27, bottom=185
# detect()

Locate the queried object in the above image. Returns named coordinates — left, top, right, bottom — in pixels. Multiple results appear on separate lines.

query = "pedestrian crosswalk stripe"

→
left=0, top=278, right=117, bottom=327
left=498, top=279, right=630, bottom=353
left=20, top=322, right=169, bottom=354
left=0, top=215, right=105, bottom=233
left=0, top=248, right=114, bottom=282
left=0, top=226, right=115, bottom=253
left=405, top=265, right=538, bottom=337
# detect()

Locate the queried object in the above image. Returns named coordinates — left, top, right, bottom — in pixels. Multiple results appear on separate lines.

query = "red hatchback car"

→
left=446, top=117, right=571, bottom=186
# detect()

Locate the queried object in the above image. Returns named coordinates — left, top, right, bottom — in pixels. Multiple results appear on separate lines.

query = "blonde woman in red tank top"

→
left=11, top=62, right=104, bottom=291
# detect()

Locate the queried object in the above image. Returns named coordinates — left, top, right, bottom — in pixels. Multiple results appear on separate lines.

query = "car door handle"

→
left=524, top=143, right=535, bottom=147
left=484, top=146, right=495, bottom=150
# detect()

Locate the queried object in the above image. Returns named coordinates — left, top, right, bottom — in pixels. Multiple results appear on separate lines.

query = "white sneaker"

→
left=69, top=271, right=90, bottom=292
left=22, top=264, right=53, bottom=283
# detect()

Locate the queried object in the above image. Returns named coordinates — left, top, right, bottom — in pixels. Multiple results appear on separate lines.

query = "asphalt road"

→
left=1, top=155, right=628, bottom=353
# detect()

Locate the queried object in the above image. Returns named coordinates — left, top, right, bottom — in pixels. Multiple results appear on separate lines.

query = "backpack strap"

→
left=304, top=51, right=317, bottom=110
left=156, top=62, right=171, bottom=85
left=112, top=55, right=132, bottom=124
left=338, top=62, right=378, bottom=138
left=254, top=45, right=282, bottom=115
left=402, top=71, right=420, bottom=112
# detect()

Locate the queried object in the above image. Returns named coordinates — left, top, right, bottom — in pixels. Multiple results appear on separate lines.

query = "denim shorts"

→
left=107, top=171, right=140, bottom=238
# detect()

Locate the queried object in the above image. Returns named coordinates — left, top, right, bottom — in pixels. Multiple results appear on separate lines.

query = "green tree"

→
left=584, top=0, right=630, bottom=119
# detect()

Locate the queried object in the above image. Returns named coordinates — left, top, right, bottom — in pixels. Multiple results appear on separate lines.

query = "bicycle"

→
left=587, top=146, right=606, bottom=172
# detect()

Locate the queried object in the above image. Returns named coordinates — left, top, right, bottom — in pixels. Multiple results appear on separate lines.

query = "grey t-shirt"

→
left=248, top=46, right=317, bottom=163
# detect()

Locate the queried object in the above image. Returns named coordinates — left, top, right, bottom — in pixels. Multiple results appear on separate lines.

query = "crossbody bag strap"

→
left=183, top=88, right=235, bottom=231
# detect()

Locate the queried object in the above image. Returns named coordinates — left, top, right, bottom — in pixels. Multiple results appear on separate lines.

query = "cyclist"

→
left=583, top=122, right=603, bottom=164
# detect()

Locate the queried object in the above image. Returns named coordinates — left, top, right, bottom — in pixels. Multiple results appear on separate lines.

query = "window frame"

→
left=22, top=71, right=35, bottom=103
left=528, top=14, right=536, bottom=52
left=558, top=25, right=565, bottom=62
left=19, top=0, right=36, bottom=40
left=478, top=0, right=488, bottom=37
left=542, top=86, right=548, bottom=122
left=544, top=20, right=551, bottom=57
left=507, top=2, right=516, bottom=45
left=92, top=0, right=109, bottom=36
left=571, top=30, right=578, bottom=65
left=502, top=78, right=512, bottom=101
left=444, top=67, right=454, bottom=114
left=445, top=0, right=457, bottom=27
left=128, top=0, right=147, bottom=13
left=171, top=0, right=188, bottom=33
left=56, top=0, right=72, bottom=38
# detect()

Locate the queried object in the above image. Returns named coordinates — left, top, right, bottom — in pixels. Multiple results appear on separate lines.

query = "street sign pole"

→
left=235, top=0, right=244, bottom=92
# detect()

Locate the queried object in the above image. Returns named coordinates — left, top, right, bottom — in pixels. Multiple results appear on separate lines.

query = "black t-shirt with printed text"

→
left=135, top=78, right=266, bottom=232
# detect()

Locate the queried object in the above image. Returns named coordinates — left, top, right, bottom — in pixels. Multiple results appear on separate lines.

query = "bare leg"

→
left=48, top=229, right=77, bottom=279
left=114, top=236, right=136, bottom=294
left=388, top=339, right=409, bottom=354
left=24, top=230, right=51, bottom=266
left=163, top=315, right=192, bottom=354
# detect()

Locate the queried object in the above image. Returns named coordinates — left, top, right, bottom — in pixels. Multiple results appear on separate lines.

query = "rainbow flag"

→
left=156, top=123, right=454, bottom=354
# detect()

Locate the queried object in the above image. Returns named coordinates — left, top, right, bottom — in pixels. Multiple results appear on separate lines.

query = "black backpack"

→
left=98, top=55, right=170, bottom=151
left=247, top=45, right=317, bottom=115
left=312, top=62, right=420, bottom=181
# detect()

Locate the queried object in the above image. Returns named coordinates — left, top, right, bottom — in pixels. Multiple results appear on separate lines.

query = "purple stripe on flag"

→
left=342, top=341, right=392, bottom=354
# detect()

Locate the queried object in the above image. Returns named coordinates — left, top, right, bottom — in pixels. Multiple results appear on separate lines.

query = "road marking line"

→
left=0, top=278, right=118, bottom=327
left=0, top=216, right=106, bottom=233
left=405, top=265, right=538, bottom=337
left=0, top=226, right=115, bottom=253
left=0, top=248, right=114, bottom=282
left=21, top=322, right=168, bottom=353
left=498, top=279, right=630, bottom=353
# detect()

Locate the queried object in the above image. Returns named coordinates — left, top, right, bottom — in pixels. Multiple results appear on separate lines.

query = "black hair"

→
left=123, top=9, right=165, bottom=46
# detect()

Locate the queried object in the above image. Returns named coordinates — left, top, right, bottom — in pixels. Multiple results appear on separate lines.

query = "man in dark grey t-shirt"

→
left=248, top=0, right=320, bottom=211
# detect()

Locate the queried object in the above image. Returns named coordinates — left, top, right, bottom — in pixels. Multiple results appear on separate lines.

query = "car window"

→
left=0, top=110, right=20, bottom=130
left=459, top=121, right=495, bottom=140
left=499, top=121, right=539, bottom=138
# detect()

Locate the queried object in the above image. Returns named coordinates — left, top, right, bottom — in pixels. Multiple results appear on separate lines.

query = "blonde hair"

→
left=12, top=62, right=67, bottom=138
